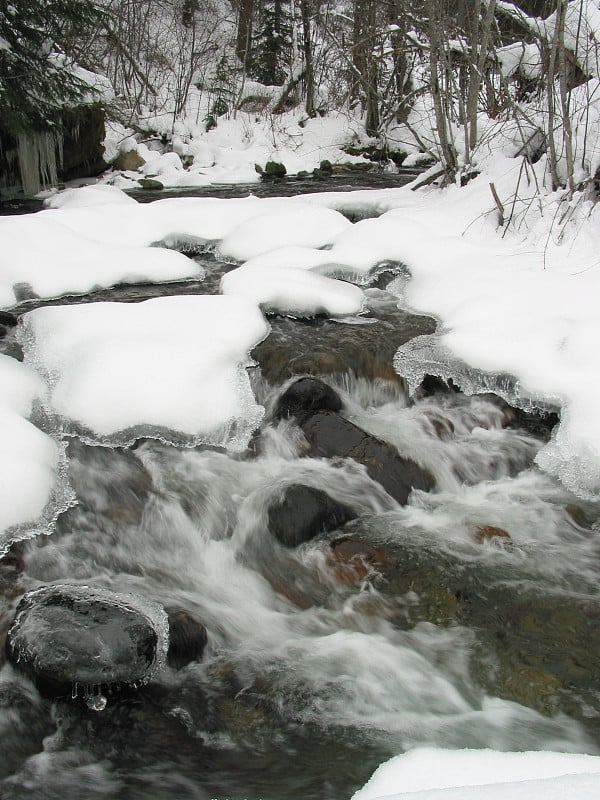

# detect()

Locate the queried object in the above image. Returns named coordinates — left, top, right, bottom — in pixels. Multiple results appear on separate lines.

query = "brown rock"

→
left=473, top=525, right=512, bottom=544
left=114, top=149, right=145, bottom=172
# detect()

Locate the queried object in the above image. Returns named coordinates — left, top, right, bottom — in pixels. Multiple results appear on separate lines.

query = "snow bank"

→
left=0, top=355, right=64, bottom=553
left=0, top=208, right=201, bottom=308
left=104, top=109, right=371, bottom=189
left=18, top=295, right=269, bottom=450
left=300, top=158, right=600, bottom=498
left=351, top=748, right=600, bottom=800
left=216, top=204, right=351, bottom=262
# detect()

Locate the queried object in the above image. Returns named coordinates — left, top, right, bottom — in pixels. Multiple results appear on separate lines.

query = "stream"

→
left=1, top=175, right=600, bottom=800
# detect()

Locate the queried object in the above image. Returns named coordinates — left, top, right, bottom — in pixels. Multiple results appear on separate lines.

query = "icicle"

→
left=16, top=130, right=63, bottom=196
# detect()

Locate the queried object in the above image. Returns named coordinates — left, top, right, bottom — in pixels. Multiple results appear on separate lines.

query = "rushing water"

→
left=1, top=183, right=600, bottom=800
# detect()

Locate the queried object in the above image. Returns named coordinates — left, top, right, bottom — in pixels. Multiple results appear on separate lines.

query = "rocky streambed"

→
left=0, top=245, right=599, bottom=800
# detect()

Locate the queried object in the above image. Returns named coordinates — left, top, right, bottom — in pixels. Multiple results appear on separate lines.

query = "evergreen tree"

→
left=248, top=0, right=292, bottom=86
left=0, top=0, right=105, bottom=134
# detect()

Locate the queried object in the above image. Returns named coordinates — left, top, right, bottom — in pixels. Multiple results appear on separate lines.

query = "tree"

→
left=0, top=0, right=105, bottom=134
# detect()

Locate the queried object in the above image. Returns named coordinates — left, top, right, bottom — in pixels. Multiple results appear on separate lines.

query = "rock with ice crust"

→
left=6, top=584, right=168, bottom=702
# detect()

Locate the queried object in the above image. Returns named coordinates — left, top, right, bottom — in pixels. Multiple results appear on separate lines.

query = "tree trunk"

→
left=236, top=0, right=254, bottom=65
left=301, top=0, right=315, bottom=116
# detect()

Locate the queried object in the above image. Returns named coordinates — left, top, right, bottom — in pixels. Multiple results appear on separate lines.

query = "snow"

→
left=18, top=295, right=269, bottom=449
left=103, top=109, right=371, bottom=189
left=0, top=355, right=60, bottom=552
left=221, top=264, right=364, bottom=317
left=4, top=156, right=600, bottom=497
left=351, top=748, right=600, bottom=800
left=216, top=204, right=351, bottom=262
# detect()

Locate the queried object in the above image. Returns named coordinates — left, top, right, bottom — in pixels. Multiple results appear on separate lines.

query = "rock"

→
left=273, top=377, right=343, bottom=422
left=267, top=485, right=356, bottom=547
left=114, top=148, right=146, bottom=172
left=472, top=525, right=512, bottom=545
left=60, top=104, right=108, bottom=181
left=260, top=161, right=287, bottom=180
left=0, top=311, right=17, bottom=328
left=166, top=609, right=208, bottom=670
left=328, top=536, right=396, bottom=583
left=138, top=177, right=164, bottom=190
left=413, top=373, right=461, bottom=400
left=300, top=411, right=435, bottom=504
left=6, top=584, right=168, bottom=702
left=565, top=504, right=592, bottom=529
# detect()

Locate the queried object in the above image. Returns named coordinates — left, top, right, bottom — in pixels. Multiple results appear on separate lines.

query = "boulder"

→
left=114, top=148, right=146, bottom=172
left=138, top=177, right=164, bottom=190
left=263, top=161, right=287, bottom=180
left=6, top=584, right=168, bottom=703
left=166, top=609, right=208, bottom=669
left=267, top=484, right=356, bottom=547
left=300, top=411, right=434, bottom=505
left=273, top=377, right=343, bottom=422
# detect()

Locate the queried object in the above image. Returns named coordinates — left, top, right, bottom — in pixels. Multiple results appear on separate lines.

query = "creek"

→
left=0, top=175, right=599, bottom=800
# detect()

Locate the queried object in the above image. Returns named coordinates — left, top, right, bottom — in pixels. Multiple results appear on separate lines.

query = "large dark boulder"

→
left=6, top=584, right=168, bottom=703
left=273, top=377, right=343, bottom=422
left=267, top=484, right=356, bottom=547
left=300, top=411, right=434, bottom=504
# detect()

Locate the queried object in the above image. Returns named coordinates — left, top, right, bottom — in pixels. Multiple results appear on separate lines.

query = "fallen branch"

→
left=489, top=181, right=505, bottom=226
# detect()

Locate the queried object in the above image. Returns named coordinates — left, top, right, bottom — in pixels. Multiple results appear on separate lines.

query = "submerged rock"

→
left=328, top=536, right=397, bottom=584
left=267, top=484, right=356, bottom=547
left=6, top=584, right=168, bottom=701
left=301, top=411, right=435, bottom=505
left=274, top=377, right=343, bottom=422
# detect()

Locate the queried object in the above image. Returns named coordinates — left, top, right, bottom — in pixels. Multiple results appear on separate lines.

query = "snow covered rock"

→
left=18, top=295, right=269, bottom=450
left=221, top=264, right=364, bottom=318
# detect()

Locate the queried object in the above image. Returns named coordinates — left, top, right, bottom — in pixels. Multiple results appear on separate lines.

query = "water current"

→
left=1, top=176, right=600, bottom=800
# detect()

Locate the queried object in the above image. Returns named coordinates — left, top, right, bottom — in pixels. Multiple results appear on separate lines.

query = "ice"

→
left=18, top=295, right=270, bottom=450
left=0, top=355, right=72, bottom=555
left=394, top=333, right=560, bottom=414
left=351, top=748, right=600, bottom=800
left=221, top=264, right=365, bottom=317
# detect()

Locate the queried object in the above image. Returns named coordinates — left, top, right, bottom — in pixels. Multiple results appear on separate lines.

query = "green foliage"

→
left=204, top=53, right=234, bottom=132
left=0, top=0, right=105, bottom=134
left=247, top=0, right=292, bottom=86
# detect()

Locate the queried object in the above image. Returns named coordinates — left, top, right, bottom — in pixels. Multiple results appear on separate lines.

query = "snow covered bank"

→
left=352, top=748, right=600, bottom=800
left=297, top=157, right=600, bottom=499
left=102, top=110, right=373, bottom=190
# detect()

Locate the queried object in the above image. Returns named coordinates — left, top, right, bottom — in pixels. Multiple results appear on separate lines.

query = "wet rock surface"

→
left=267, top=484, right=356, bottom=547
left=273, top=377, right=343, bottom=422
left=6, top=584, right=168, bottom=698
left=166, top=609, right=208, bottom=670
left=301, top=410, right=435, bottom=504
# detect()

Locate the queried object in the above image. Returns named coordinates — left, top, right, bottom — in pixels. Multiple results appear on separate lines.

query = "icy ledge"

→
left=394, top=334, right=599, bottom=500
